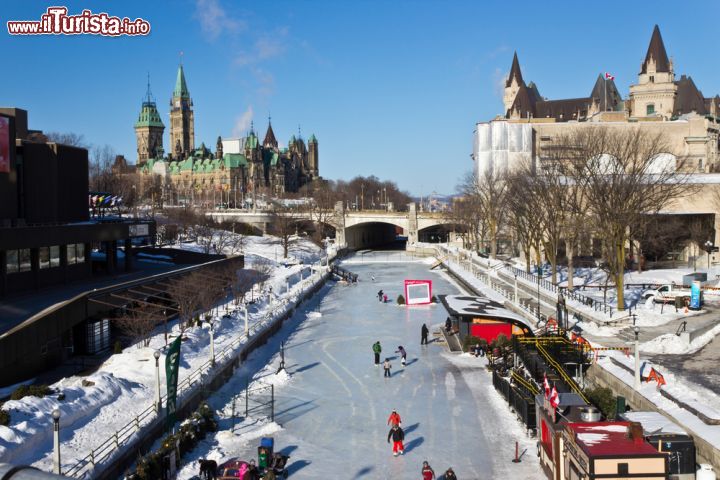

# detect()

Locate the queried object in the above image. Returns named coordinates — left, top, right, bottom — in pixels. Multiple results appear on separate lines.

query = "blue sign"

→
left=690, top=281, right=701, bottom=309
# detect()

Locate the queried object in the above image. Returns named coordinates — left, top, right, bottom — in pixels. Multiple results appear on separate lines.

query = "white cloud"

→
left=195, top=0, right=244, bottom=41
left=492, top=67, right=507, bottom=99
left=232, top=106, right=254, bottom=137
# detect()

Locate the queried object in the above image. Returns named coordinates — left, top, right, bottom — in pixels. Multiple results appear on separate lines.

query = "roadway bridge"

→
left=209, top=202, right=457, bottom=249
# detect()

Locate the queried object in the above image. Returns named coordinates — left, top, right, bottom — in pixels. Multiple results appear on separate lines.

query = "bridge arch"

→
left=344, top=221, right=406, bottom=249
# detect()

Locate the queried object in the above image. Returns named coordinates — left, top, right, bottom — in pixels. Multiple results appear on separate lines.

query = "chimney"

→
left=627, top=422, right=644, bottom=445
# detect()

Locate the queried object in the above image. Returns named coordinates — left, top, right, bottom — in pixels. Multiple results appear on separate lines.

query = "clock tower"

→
left=169, top=64, right=195, bottom=159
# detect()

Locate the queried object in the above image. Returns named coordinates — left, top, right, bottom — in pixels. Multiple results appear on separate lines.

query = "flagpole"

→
left=604, top=76, right=607, bottom=112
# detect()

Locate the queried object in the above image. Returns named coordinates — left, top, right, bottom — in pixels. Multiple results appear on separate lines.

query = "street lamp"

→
left=704, top=240, right=714, bottom=270
left=537, top=265, right=542, bottom=324
left=153, top=350, right=162, bottom=412
left=52, top=408, right=61, bottom=475
left=633, top=326, right=641, bottom=390
left=209, top=320, right=216, bottom=366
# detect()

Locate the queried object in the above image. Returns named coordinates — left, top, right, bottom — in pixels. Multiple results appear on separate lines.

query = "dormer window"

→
left=649, top=75, right=654, bottom=83
left=647, top=104, right=655, bottom=115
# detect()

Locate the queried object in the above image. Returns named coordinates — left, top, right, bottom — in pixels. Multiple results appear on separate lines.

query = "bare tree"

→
left=268, top=204, right=302, bottom=259
left=505, top=167, right=544, bottom=273
left=165, top=272, right=202, bottom=332
left=556, top=127, right=694, bottom=310
left=114, top=305, right=162, bottom=348
left=45, top=131, right=87, bottom=148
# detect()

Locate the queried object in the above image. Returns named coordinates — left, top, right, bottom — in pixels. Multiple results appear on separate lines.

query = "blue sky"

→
left=2, top=1, right=719, bottom=195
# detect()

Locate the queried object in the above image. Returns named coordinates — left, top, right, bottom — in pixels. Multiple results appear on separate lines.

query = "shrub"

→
left=396, top=294, right=406, bottom=305
left=585, top=386, right=616, bottom=419
left=462, top=335, right=486, bottom=351
left=114, top=340, right=123, bottom=354
left=0, top=409, right=9, bottom=426
left=10, top=384, right=52, bottom=401
left=491, top=333, right=510, bottom=350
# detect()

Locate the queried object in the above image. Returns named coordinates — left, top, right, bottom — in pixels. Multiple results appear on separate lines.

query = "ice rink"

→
left=181, top=255, right=543, bottom=479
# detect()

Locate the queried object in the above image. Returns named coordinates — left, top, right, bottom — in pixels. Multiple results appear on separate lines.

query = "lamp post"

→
left=209, top=320, right=215, bottom=366
left=153, top=350, right=162, bottom=412
left=633, top=326, right=641, bottom=390
left=537, top=265, right=542, bottom=323
left=52, top=409, right=61, bottom=475
left=705, top=240, right=713, bottom=270
left=243, top=303, right=249, bottom=337
left=514, top=273, right=519, bottom=303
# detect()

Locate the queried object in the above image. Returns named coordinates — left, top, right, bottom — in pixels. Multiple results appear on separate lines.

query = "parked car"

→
left=641, top=284, right=691, bottom=303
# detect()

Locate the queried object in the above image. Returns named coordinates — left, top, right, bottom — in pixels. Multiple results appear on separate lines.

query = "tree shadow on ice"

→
left=352, top=466, right=375, bottom=478
left=293, top=361, right=321, bottom=373
left=286, top=459, right=311, bottom=475
left=403, top=422, right=419, bottom=434
left=403, top=436, right=424, bottom=453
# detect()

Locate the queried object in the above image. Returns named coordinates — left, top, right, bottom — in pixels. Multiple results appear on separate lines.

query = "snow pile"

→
left=640, top=323, right=720, bottom=354
left=575, top=320, right=617, bottom=337
left=577, top=433, right=607, bottom=445
left=306, top=311, right=322, bottom=319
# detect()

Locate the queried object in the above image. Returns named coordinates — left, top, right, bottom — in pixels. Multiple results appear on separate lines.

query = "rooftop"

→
left=566, top=421, right=659, bottom=457
left=621, top=411, right=689, bottom=437
left=440, top=294, right=534, bottom=331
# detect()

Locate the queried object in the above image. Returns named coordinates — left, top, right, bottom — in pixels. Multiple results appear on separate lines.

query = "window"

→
left=76, top=243, right=85, bottom=264
left=67, top=244, right=76, bottom=265
left=19, top=249, right=31, bottom=272
left=649, top=75, right=654, bottom=83
left=50, top=246, right=60, bottom=268
left=618, top=463, right=629, bottom=475
left=6, top=250, right=18, bottom=273
left=647, top=104, right=655, bottom=115
left=39, top=247, right=50, bottom=269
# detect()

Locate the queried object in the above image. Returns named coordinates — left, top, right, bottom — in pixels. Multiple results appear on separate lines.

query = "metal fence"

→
left=492, top=369, right=536, bottom=430
left=62, top=258, right=332, bottom=479
left=229, top=384, right=276, bottom=433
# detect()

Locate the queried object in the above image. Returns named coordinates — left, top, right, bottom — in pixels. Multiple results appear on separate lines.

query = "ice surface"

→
left=175, top=255, right=543, bottom=479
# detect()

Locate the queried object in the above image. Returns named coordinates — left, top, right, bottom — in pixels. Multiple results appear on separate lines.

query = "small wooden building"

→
left=440, top=294, right=534, bottom=344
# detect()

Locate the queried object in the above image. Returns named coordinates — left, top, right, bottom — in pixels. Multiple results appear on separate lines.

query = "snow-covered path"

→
left=179, top=256, right=542, bottom=479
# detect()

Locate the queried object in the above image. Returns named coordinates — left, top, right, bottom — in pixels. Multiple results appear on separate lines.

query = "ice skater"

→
left=443, top=467, right=457, bottom=480
left=383, top=357, right=392, bottom=377
left=421, top=323, right=429, bottom=345
left=387, top=424, right=405, bottom=456
left=395, top=346, right=407, bottom=366
left=371, top=275, right=376, bottom=282
left=373, top=341, right=382, bottom=366
left=383, top=294, right=388, bottom=303
left=377, top=290, right=384, bottom=302
left=387, top=409, right=402, bottom=427
left=421, top=461, right=436, bottom=480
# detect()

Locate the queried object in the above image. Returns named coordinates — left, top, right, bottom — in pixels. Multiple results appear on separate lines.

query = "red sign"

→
left=0, top=116, right=9, bottom=173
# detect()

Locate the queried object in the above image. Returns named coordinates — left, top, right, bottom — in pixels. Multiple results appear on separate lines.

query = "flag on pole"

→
left=604, top=72, right=615, bottom=81
left=549, top=385, right=559, bottom=410
left=165, top=335, right=182, bottom=430
left=543, top=373, right=551, bottom=398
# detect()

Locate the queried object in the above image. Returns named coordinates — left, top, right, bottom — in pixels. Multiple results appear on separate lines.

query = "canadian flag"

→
left=543, top=373, right=550, bottom=398
left=605, top=72, right=615, bottom=81
left=549, top=386, right=560, bottom=410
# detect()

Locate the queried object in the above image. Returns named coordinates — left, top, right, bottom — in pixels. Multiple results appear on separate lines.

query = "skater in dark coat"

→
left=378, top=290, right=384, bottom=302
left=197, top=459, right=217, bottom=480
left=444, top=467, right=457, bottom=480
left=421, top=324, right=429, bottom=345
left=395, top=346, right=407, bottom=366
left=373, top=341, right=382, bottom=365
left=387, top=424, right=405, bottom=456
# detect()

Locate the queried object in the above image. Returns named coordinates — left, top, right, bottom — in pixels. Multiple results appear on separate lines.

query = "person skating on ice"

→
left=395, top=345, right=407, bottom=366
left=373, top=341, right=382, bottom=365
left=421, top=323, right=429, bottom=345
left=387, top=409, right=402, bottom=427
left=421, top=460, right=436, bottom=480
left=443, top=467, right=457, bottom=480
left=383, top=357, right=392, bottom=377
left=378, top=289, right=384, bottom=302
left=387, top=424, right=405, bottom=456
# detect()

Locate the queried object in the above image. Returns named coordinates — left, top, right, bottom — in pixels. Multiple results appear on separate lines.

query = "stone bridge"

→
left=209, top=202, right=456, bottom=249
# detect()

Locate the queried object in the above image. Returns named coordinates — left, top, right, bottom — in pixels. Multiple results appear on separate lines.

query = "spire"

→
left=506, top=51, right=525, bottom=88
left=173, top=64, right=190, bottom=99
left=641, top=25, right=670, bottom=74
left=263, top=116, right=278, bottom=148
left=144, top=72, right=154, bottom=104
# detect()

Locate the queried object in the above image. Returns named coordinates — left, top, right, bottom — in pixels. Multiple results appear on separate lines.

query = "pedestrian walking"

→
left=444, top=467, right=457, bottom=480
left=383, top=358, right=392, bottom=377
left=445, top=317, right=452, bottom=333
left=387, top=424, right=405, bottom=456
left=421, top=461, right=435, bottom=480
left=373, top=341, right=382, bottom=365
left=395, top=346, right=407, bottom=366
left=378, top=290, right=384, bottom=302
left=421, top=323, right=429, bottom=345
left=387, top=409, right=402, bottom=427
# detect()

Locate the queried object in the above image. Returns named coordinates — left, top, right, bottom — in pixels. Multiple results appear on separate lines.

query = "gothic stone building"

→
left=136, top=65, right=319, bottom=205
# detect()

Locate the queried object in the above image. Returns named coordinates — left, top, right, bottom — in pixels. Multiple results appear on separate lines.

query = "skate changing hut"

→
left=440, top=295, right=534, bottom=343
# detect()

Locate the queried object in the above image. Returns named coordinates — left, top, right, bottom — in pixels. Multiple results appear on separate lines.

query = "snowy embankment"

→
left=598, top=352, right=720, bottom=449
left=0, top=233, right=329, bottom=475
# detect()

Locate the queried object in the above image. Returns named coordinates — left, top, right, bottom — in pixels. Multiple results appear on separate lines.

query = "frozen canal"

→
left=179, top=254, right=542, bottom=479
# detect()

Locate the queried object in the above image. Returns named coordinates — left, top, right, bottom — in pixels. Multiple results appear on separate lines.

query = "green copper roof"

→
left=246, top=133, right=258, bottom=149
left=308, top=134, right=317, bottom=143
left=134, top=101, right=165, bottom=128
left=173, top=65, right=190, bottom=99
left=223, top=153, right=247, bottom=168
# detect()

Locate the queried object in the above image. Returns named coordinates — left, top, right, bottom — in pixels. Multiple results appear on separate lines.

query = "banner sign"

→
left=690, top=281, right=701, bottom=310
left=165, top=335, right=182, bottom=430
left=0, top=116, right=10, bottom=173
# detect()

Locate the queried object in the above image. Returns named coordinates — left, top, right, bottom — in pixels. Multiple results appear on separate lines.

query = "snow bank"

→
left=640, top=323, right=720, bottom=354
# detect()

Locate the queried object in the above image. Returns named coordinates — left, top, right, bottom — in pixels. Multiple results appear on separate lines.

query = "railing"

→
left=62, top=258, right=333, bottom=478
left=535, top=342, right=589, bottom=404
